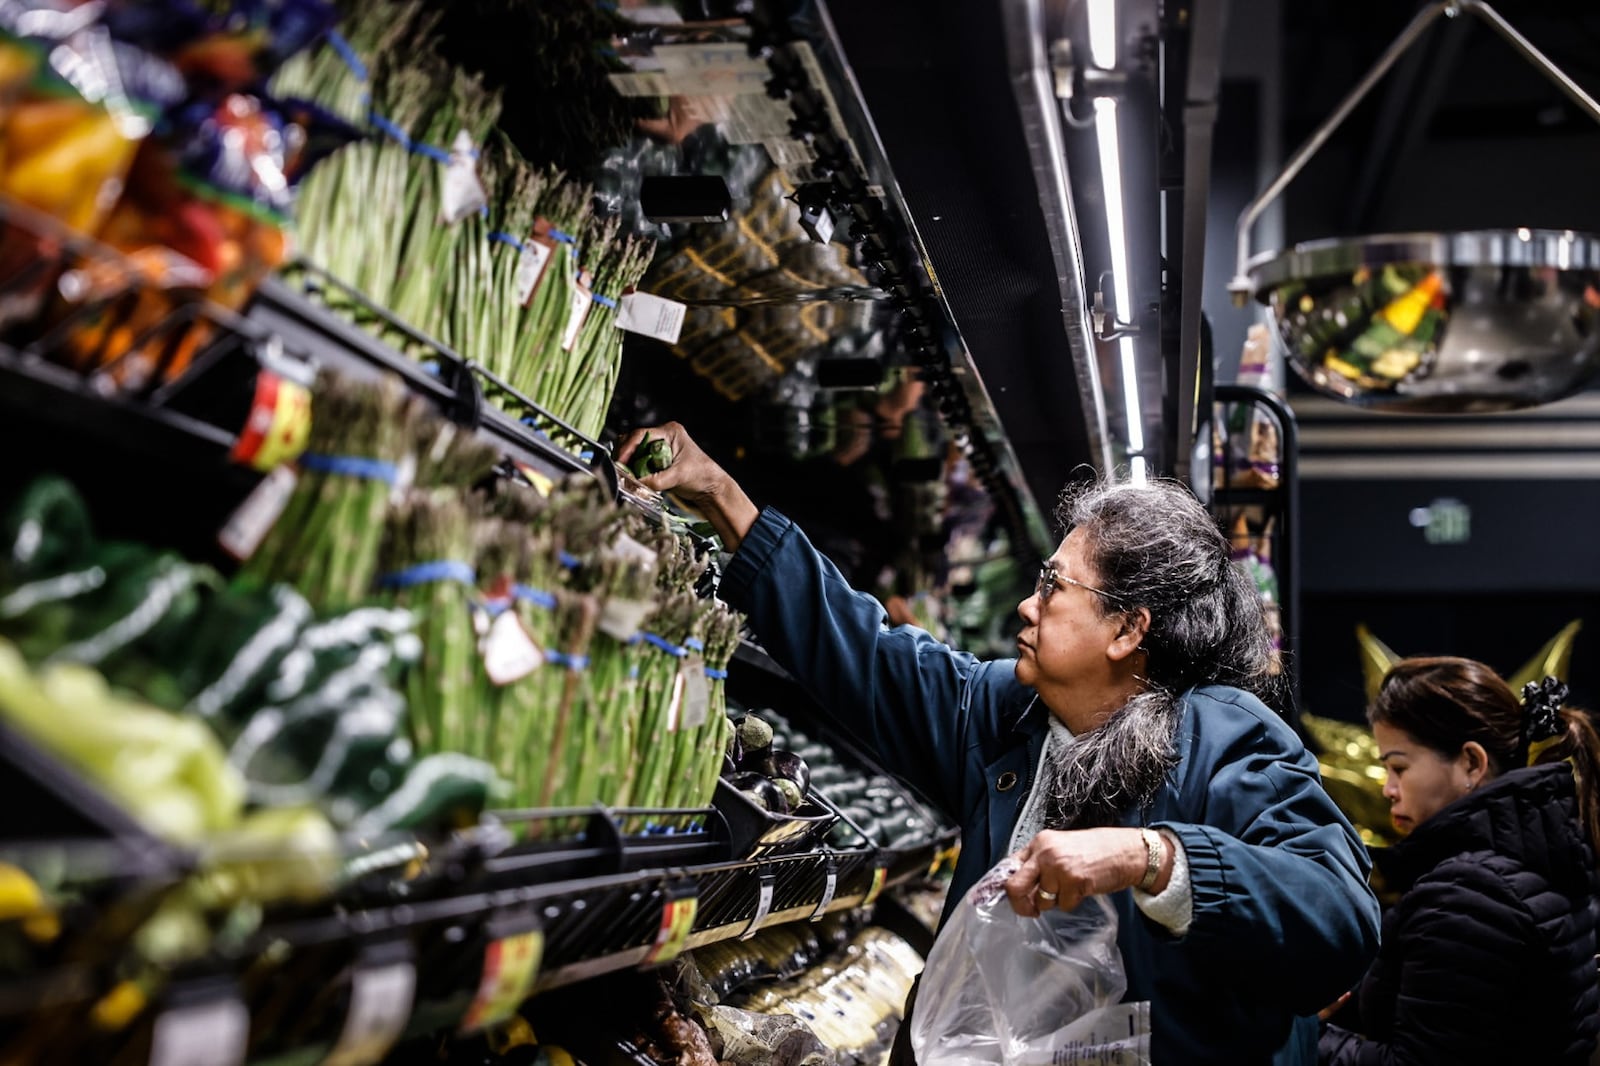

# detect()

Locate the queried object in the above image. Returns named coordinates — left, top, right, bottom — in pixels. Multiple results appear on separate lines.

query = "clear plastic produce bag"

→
left=910, top=858, right=1151, bottom=1066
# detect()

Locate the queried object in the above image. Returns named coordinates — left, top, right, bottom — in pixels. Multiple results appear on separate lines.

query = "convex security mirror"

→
left=1228, top=2, right=1600, bottom=413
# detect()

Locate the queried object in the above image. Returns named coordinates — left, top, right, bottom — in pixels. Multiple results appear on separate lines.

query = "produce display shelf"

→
left=248, top=267, right=605, bottom=491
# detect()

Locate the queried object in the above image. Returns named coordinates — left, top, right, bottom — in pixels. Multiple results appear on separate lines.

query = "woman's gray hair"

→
left=1056, top=478, right=1281, bottom=705
left=1040, top=478, right=1282, bottom=830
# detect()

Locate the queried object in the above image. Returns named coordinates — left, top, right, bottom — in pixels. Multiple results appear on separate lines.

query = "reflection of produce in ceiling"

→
left=645, top=169, right=875, bottom=401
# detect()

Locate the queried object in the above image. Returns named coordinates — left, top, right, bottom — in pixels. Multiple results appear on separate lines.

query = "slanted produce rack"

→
left=1212, top=383, right=1303, bottom=716
left=0, top=207, right=957, bottom=1066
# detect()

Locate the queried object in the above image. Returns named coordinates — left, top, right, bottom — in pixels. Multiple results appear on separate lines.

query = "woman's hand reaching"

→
left=615, top=422, right=761, bottom=552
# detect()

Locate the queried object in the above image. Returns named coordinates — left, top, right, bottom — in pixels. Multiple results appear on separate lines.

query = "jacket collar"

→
left=1374, top=762, right=1589, bottom=894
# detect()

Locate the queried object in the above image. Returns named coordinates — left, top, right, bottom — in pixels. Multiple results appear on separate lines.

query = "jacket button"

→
left=996, top=772, right=1018, bottom=792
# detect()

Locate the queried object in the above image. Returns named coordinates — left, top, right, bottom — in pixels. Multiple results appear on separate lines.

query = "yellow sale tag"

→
left=459, top=930, right=543, bottom=1033
left=928, top=844, right=960, bottom=878
left=864, top=867, right=888, bottom=906
left=644, top=896, right=697, bottom=966
left=231, top=372, right=312, bottom=472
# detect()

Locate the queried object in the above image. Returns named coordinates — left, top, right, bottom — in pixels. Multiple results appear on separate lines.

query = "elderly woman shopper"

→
left=620, top=424, right=1380, bottom=1066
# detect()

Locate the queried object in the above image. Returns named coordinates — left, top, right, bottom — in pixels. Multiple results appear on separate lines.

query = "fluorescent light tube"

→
left=1096, top=96, right=1145, bottom=478
left=1088, top=0, right=1116, bottom=69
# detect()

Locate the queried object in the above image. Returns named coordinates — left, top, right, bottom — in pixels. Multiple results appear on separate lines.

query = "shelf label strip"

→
left=148, top=995, right=249, bottom=1066
left=324, top=955, right=416, bottom=1066
left=644, top=892, right=698, bottom=966
left=810, top=866, right=838, bottom=922
left=460, top=929, right=544, bottom=1034
left=740, top=875, right=776, bottom=940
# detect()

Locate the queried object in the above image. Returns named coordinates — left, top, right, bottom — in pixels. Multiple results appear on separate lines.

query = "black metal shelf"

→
left=1213, top=383, right=1302, bottom=719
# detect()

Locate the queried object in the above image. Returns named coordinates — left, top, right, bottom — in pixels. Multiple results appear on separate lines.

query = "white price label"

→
left=741, top=878, right=775, bottom=940
left=148, top=997, right=249, bottom=1066
left=611, top=532, right=659, bottom=567
left=615, top=292, right=687, bottom=345
left=322, top=960, right=416, bottom=1066
left=560, top=273, right=593, bottom=352
left=680, top=655, right=710, bottom=730
left=440, top=130, right=488, bottom=224
left=597, top=598, right=653, bottom=643
left=514, top=238, right=554, bottom=307
left=482, top=610, right=545, bottom=686
left=218, top=465, right=297, bottom=561
left=811, top=868, right=837, bottom=921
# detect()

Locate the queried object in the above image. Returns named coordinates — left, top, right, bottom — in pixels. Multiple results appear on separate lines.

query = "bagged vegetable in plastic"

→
left=910, top=858, right=1150, bottom=1066
left=0, top=1, right=185, bottom=331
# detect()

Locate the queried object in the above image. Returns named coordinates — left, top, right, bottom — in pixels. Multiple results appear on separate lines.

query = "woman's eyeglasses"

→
left=1035, top=564, right=1123, bottom=606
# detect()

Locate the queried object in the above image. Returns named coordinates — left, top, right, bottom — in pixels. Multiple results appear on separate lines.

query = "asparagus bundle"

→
left=237, top=375, right=415, bottom=611
left=274, top=2, right=438, bottom=308
left=671, top=601, right=743, bottom=816
left=378, top=490, right=481, bottom=754
left=389, top=65, right=503, bottom=346
left=627, top=592, right=706, bottom=816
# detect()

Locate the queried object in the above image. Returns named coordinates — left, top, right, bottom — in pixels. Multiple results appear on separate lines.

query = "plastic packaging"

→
left=910, top=858, right=1151, bottom=1066
left=1224, top=324, right=1283, bottom=489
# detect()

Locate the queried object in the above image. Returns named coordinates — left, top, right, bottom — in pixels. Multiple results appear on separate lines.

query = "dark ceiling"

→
left=1279, top=0, right=1600, bottom=241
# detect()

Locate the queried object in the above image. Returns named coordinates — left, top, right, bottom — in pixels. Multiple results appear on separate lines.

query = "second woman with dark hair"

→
left=1320, top=658, right=1600, bottom=1065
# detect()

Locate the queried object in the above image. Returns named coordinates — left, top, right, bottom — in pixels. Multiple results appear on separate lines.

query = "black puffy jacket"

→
left=1321, top=763, right=1600, bottom=1065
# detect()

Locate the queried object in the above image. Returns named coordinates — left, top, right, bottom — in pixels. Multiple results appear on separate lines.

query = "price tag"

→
left=514, top=236, right=555, bottom=307
left=560, top=269, right=594, bottom=352
left=440, top=130, right=488, bottom=224
left=680, top=655, right=710, bottom=730
left=323, top=954, right=416, bottom=1066
left=512, top=462, right=555, bottom=498
left=864, top=866, right=888, bottom=907
left=483, top=610, right=544, bottom=686
left=810, top=866, right=838, bottom=922
left=459, top=928, right=544, bottom=1034
left=230, top=370, right=312, bottom=472
left=740, top=875, right=776, bottom=941
left=643, top=890, right=697, bottom=966
left=218, top=465, right=297, bottom=561
left=148, top=996, right=248, bottom=1066
left=597, top=598, right=653, bottom=642
left=615, top=291, right=687, bottom=345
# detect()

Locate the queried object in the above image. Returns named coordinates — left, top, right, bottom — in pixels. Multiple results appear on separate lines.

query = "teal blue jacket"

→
left=720, top=509, right=1381, bottom=1065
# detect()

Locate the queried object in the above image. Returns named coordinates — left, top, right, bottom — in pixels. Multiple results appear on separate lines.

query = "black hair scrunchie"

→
left=1520, top=676, right=1568, bottom=763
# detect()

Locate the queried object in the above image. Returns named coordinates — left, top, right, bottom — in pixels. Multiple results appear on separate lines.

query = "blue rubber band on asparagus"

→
left=559, top=551, right=582, bottom=570
left=378, top=560, right=477, bottom=589
left=368, top=111, right=451, bottom=164
left=490, top=231, right=526, bottom=251
left=549, top=228, right=578, bottom=245
left=592, top=292, right=617, bottom=309
left=636, top=632, right=687, bottom=657
left=298, top=453, right=398, bottom=484
left=327, top=30, right=368, bottom=82
left=546, top=652, right=589, bottom=671
left=684, top=637, right=705, bottom=651
left=704, top=667, right=729, bottom=680
left=513, top=584, right=558, bottom=609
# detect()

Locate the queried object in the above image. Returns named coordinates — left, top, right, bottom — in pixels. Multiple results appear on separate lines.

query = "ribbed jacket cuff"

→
left=1160, top=822, right=1227, bottom=936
